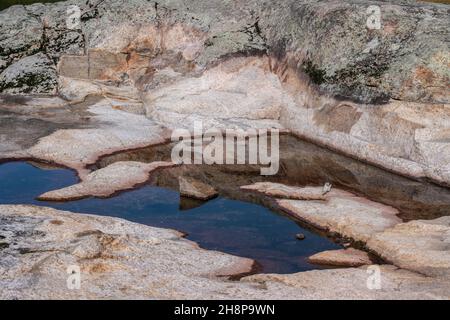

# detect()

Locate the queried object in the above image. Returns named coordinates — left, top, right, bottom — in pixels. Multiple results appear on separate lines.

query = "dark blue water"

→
left=0, top=161, right=341, bottom=274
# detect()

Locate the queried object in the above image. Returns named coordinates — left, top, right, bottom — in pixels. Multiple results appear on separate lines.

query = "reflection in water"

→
left=0, top=161, right=341, bottom=274
left=94, top=134, right=450, bottom=221
left=1, top=134, right=449, bottom=273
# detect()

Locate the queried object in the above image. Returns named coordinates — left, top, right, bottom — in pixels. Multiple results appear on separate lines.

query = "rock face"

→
left=38, top=161, right=175, bottom=201
left=308, top=248, right=373, bottom=268
left=1, top=0, right=448, bottom=103
left=0, top=0, right=450, bottom=300
left=0, top=0, right=449, bottom=186
left=179, top=176, right=218, bottom=200
left=0, top=53, right=57, bottom=94
left=1, top=204, right=450, bottom=300
left=0, top=0, right=450, bottom=185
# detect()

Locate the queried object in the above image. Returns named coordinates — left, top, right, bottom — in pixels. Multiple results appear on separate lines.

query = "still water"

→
left=0, top=161, right=341, bottom=274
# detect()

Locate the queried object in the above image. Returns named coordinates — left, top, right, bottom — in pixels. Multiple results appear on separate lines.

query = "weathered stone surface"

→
left=57, top=55, right=89, bottom=79
left=0, top=53, right=57, bottom=94
left=1, top=0, right=448, bottom=101
left=1, top=205, right=449, bottom=300
left=0, top=0, right=449, bottom=187
left=0, top=94, right=93, bottom=154
left=308, top=248, right=373, bottom=267
left=367, top=217, right=450, bottom=277
left=19, top=97, right=169, bottom=178
left=241, top=182, right=326, bottom=200
left=179, top=176, right=218, bottom=200
left=243, top=265, right=450, bottom=300
left=0, top=205, right=258, bottom=299
left=145, top=56, right=285, bottom=131
left=245, top=181, right=450, bottom=278
left=38, top=161, right=175, bottom=201
left=279, top=195, right=401, bottom=244
left=243, top=182, right=402, bottom=243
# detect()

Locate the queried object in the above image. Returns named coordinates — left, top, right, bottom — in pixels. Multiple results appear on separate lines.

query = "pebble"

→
left=296, top=233, right=306, bottom=240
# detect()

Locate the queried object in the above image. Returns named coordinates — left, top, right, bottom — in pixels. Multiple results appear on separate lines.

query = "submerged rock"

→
left=179, top=176, right=218, bottom=201
left=308, top=248, right=373, bottom=268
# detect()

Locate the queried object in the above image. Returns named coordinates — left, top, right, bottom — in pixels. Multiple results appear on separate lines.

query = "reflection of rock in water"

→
left=179, top=196, right=208, bottom=211
left=97, top=134, right=450, bottom=221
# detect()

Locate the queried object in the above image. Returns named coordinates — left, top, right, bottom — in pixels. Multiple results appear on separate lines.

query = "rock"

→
left=295, top=233, right=305, bottom=241
left=145, top=56, right=285, bottom=131
left=0, top=5, right=44, bottom=73
left=277, top=189, right=402, bottom=243
left=243, top=265, right=450, bottom=300
left=247, top=182, right=450, bottom=277
left=21, top=97, right=170, bottom=179
left=1, top=205, right=450, bottom=299
left=179, top=197, right=208, bottom=211
left=0, top=205, right=256, bottom=299
left=241, top=182, right=327, bottom=200
left=0, top=0, right=449, bottom=187
left=367, top=217, right=450, bottom=277
left=0, top=0, right=446, bottom=103
left=37, top=161, right=176, bottom=201
left=308, top=248, right=373, bottom=267
left=242, top=182, right=401, bottom=243
left=179, top=176, right=218, bottom=200
left=0, top=53, right=57, bottom=94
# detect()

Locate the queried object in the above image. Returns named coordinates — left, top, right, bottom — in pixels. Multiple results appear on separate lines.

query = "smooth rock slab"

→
left=241, top=182, right=326, bottom=200
left=38, top=161, right=175, bottom=201
left=243, top=265, right=450, bottom=300
left=308, top=248, right=373, bottom=267
left=367, top=217, right=450, bottom=277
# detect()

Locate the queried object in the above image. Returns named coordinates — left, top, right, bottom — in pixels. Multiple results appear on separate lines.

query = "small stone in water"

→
left=296, top=233, right=306, bottom=240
